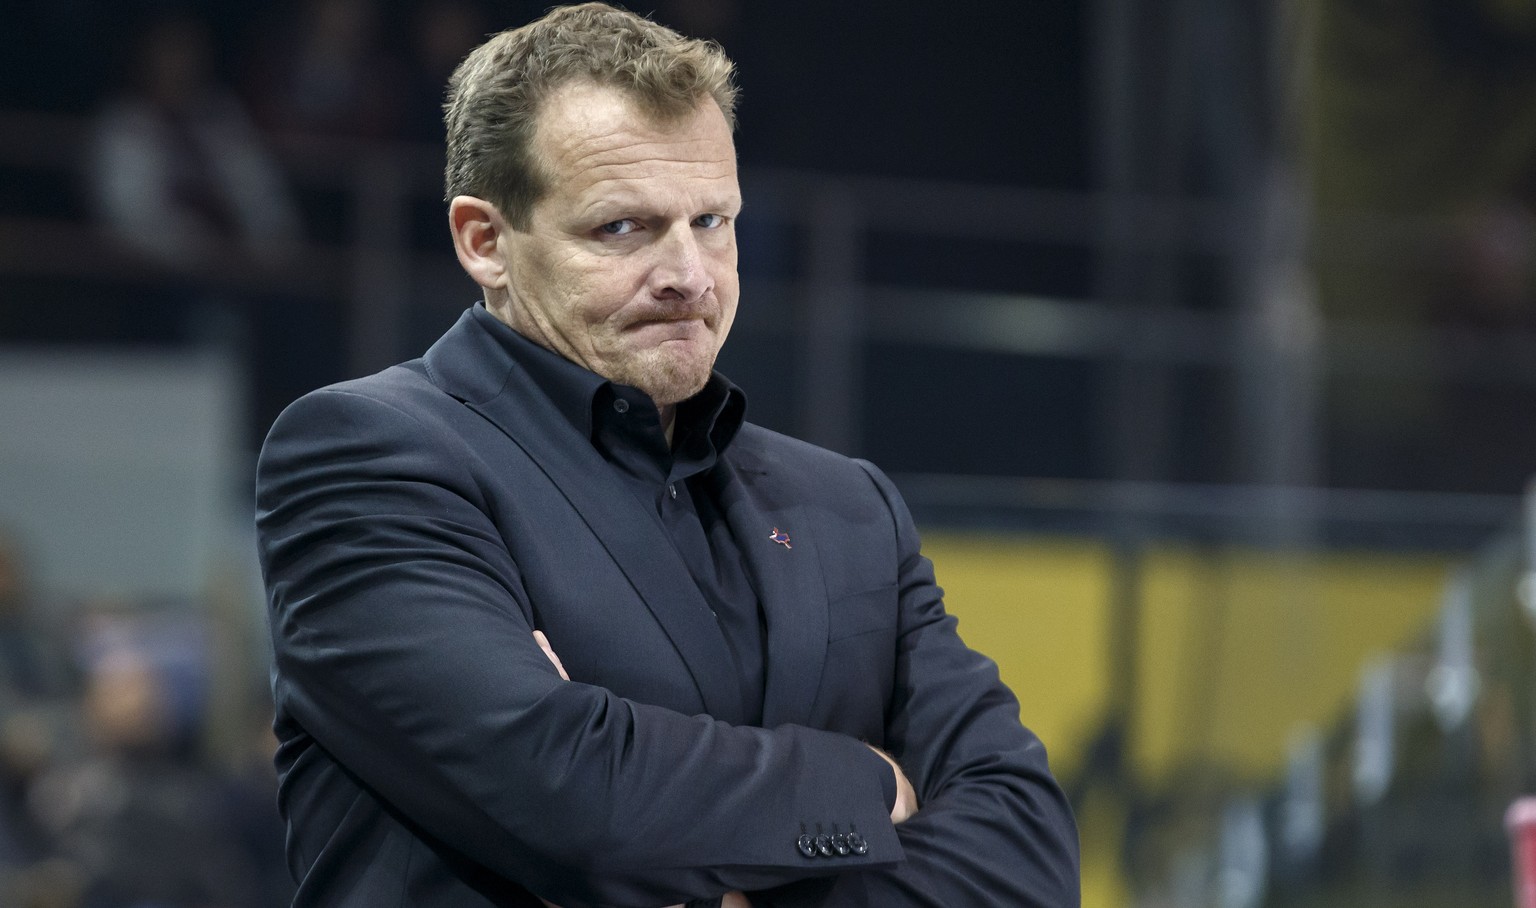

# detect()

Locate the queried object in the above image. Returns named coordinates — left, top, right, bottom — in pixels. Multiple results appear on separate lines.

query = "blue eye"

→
left=695, top=214, right=725, bottom=229
left=599, top=220, right=636, bottom=236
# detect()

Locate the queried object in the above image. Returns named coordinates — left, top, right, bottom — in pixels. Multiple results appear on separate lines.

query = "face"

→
left=488, top=82, right=741, bottom=409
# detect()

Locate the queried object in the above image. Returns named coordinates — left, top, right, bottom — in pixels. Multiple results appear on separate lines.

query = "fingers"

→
left=532, top=630, right=570, bottom=681
left=865, top=744, right=919, bottom=824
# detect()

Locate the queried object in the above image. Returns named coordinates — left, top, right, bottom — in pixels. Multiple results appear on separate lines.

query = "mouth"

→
left=623, top=316, right=709, bottom=343
left=623, top=316, right=706, bottom=338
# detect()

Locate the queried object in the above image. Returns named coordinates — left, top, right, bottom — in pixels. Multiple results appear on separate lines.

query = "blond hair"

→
left=443, top=2, right=738, bottom=229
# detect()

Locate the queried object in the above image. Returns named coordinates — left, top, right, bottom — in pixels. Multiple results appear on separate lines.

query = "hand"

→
left=866, top=745, right=918, bottom=824
left=722, top=892, right=753, bottom=907
left=533, top=630, right=570, bottom=680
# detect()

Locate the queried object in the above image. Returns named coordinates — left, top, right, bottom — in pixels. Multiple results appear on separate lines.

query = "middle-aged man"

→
left=255, top=4, right=1080, bottom=907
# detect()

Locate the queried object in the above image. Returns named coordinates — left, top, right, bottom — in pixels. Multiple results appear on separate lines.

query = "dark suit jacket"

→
left=256, top=306, right=1079, bottom=907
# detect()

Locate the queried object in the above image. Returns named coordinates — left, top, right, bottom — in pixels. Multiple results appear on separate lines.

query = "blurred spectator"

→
left=28, top=634, right=265, bottom=908
left=0, top=530, right=74, bottom=704
left=85, top=12, right=346, bottom=447
left=87, top=13, right=301, bottom=272
left=0, top=531, right=78, bottom=875
left=245, top=0, right=406, bottom=141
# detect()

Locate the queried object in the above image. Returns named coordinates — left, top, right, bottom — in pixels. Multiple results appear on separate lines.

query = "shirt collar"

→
left=480, top=304, right=747, bottom=456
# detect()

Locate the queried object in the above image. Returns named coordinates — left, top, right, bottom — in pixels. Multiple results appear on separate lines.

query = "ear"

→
left=449, top=195, right=512, bottom=292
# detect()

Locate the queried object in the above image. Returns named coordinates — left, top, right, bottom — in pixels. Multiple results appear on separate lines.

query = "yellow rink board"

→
left=1130, top=546, right=1454, bottom=783
left=919, top=533, right=1115, bottom=777
left=919, top=531, right=1455, bottom=908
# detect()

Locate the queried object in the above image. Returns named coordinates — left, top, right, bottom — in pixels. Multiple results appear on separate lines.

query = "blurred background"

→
left=2, top=0, right=1536, bottom=905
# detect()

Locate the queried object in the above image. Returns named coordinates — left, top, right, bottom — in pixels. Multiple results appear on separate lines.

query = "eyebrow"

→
left=578, top=193, right=743, bottom=223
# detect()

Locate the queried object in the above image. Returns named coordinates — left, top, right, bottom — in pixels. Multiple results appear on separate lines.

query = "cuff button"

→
left=796, top=834, right=817, bottom=858
left=847, top=832, right=868, bottom=855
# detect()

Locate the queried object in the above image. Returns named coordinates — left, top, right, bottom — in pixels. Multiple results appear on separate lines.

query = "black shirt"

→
left=503, top=325, right=767, bottom=726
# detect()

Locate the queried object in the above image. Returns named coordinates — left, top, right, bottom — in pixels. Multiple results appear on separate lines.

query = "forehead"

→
left=530, top=81, right=738, bottom=203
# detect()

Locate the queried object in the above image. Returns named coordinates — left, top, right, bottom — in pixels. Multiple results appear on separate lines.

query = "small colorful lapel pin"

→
left=769, top=527, right=792, bottom=549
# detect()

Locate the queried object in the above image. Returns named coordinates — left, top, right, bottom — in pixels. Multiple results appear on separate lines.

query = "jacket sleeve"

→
left=257, top=387, right=902, bottom=908
left=749, top=463, right=1081, bottom=908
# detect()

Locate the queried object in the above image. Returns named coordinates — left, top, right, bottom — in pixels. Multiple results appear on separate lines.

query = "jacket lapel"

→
left=712, top=446, right=831, bottom=730
left=422, top=308, right=748, bottom=725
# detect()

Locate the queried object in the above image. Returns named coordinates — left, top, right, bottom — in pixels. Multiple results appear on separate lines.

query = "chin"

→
left=643, top=372, right=712, bottom=407
left=625, top=355, right=714, bottom=407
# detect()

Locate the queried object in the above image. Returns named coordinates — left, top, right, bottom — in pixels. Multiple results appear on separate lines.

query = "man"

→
left=255, top=4, right=1079, bottom=907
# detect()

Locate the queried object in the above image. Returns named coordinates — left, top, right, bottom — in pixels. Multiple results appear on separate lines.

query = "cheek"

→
left=706, top=231, right=738, bottom=266
left=711, top=240, right=739, bottom=290
left=717, top=293, right=740, bottom=341
left=572, top=258, right=650, bottom=323
left=712, top=250, right=740, bottom=310
left=531, top=257, right=617, bottom=327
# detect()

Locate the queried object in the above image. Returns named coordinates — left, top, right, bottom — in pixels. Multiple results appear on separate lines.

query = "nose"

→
left=649, top=223, right=713, bottom=303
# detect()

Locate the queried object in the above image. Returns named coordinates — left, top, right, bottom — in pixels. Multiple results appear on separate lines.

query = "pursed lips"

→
left=621, top=303, right=715, bottom=333
left=622, top=315, right=711, bottom=343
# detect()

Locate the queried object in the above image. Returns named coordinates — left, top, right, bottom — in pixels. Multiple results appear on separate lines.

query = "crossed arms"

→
left=532, top=632, right=919, bottom=908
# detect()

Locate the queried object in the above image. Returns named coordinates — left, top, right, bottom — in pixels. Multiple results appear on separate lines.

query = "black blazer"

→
left=256, top=306, right=1079, bottom=907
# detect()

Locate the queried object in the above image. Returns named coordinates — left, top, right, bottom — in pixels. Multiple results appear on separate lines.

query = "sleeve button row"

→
left=795, top=829, right=868, bottom=858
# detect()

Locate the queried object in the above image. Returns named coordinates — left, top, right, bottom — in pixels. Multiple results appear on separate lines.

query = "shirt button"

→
left=612, top=398, right=630, bottom=414
left=667, top=483, right=677, bottom=499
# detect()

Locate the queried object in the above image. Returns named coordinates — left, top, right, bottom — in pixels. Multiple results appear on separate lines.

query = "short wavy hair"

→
left=443, top=2, right=738, bottom=230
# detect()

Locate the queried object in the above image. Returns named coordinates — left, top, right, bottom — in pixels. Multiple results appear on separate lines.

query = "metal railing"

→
left=2, top=109, right=1528, bottom=538
left=1122, top=484, right=1536, bottom=908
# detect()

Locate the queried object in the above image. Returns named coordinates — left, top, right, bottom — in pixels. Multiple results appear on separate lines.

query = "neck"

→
left=485, top=297, right=684, bottom=446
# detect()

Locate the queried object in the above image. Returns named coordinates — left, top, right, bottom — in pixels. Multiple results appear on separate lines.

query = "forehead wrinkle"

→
left=536, top=108, right=733, bottom=174
left=554, top=132, right=735, bottom=174
left=575, top=161, right=738, bottom=190
left=563, top=157, right=739, bottom=211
